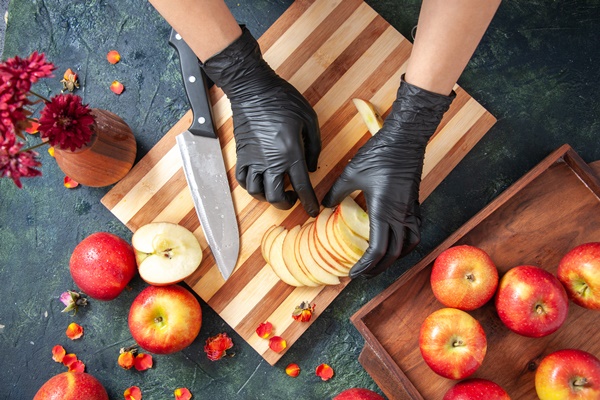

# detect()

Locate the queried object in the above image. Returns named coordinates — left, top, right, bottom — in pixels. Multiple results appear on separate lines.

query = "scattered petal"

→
left=268, top=336, right=287, bottom=353
left=48, top=147, right=55, bottom=157
left=315, top=363, right=334, bottom=381
left=107, top=50, right=121, bottom=64
left=60, top=290, right=88, bottom=314
left=60, top=68, right=79, bottom=92
left=65, top=322, right=83, bottom=340
left=118, top=351, right=135, bottom=370
left=67, top=359, right=85, bottom=373
left=25, top=121, right=40, bottom=134
left=110, top=80, right=124, bottom=95
left=256, top=321, right=273, bottom=339
left=134, top=353, right=153, bottom=371
left=64, top=176, right=79, bottom=189
left=204, top=333, right=234, bottom=361
left=292, top=301, right=316, bottom=323
left=62, top=353, right=78, bottom=367
left=285, top=363, right=300, bottom=378
left=52, top=345, right=66, bottom=363
left=124, top=386, right=142, bottom=400
left=174, top=388, right=192, bottom=400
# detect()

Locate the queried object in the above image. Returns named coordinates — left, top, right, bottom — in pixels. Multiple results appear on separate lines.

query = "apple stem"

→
left=573, top=377, right=589, bottom=388
left=154, top=316, right=163, bottom=323
left=535, top=304, right=545, bottom=314
left=465, top=273, right=475, bottom=282
left=577, top=283, right=589, bottom=296
left=452, top=340, right=464, bottom=347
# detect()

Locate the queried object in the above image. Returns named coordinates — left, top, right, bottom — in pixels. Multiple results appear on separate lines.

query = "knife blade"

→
left=169, top=29, right=239, bottom=280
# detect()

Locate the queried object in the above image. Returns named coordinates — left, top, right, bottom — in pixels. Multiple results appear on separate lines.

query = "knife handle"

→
left=169, top=29, right=217, bottom=139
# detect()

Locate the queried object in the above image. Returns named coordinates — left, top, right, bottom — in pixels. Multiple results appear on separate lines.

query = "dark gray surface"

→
left=0, top=0, right=7, bottom=56
left=1, top=0, right=599, bottom=399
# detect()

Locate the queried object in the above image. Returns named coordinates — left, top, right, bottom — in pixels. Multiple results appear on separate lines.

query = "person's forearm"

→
left=148, top=0, right=241, bottom=62
left=405, top=0, right=501, bottom=95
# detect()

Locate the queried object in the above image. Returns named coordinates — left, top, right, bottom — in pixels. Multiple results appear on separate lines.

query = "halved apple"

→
left=282, top=226, right=321, bottom=287
left=261, top=225, right=284, bottom=265
left=352, top=98, right=384, bottom=135
left=307, top=223, right=349, bottom=277
left=333, top=212, right=369, bottom=260
left=296, top=222, right=341, bottom=285
left=337, top=197, right=369, bottom=241
left=314, top=208, right=354, bottom=265
left=132, top=222, right=203, bottom=286
left=267, top=229, right=303, bottom=287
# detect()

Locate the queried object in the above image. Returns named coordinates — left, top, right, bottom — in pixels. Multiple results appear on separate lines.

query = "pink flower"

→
left=0, top=135, right=42, bottom=188
left=0, top=51, right=55, bottom=95
left=38, top=94, right=95, bottom=151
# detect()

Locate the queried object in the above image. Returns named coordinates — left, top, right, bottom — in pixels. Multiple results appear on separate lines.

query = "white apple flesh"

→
left=337, top=196, right=370, bottom=241
left=352, top=98, right=384, bottom=135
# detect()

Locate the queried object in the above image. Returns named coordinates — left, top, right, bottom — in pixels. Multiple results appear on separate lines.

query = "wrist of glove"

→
left=201, top=26, right=321, bottom=217
left=323, top=76, right=455, bottom=278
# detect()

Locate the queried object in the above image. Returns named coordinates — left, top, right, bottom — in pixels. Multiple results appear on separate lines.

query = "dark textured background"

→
left=1, top=0, right=599, bottom=399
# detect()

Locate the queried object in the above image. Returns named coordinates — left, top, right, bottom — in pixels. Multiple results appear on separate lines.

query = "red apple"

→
left=495, top=265, right=569, bottom=338
left=535, top=349, right=600, bottom=400
left=69, top=232, right=136, bottom=300
left=431, top=245, right=499, bottom=310
left=33, top=372, right=108, bottom=400
left=557, top=242, right=600, bottom=310
left=128, top=285, right=202, bottom=354
left=419, top=308, right=487, bottom=380
left=443, top=378, right=510, bottom=400
left=333, top=388, right=385, bottom=400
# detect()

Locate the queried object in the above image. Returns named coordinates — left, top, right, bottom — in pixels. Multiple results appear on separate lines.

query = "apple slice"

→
left=132, top=222, right=203, bottom=286
left=282, top=226, right=321, bottom=287
left=352, top=98, right=384, bottom=135
left=307, top=223, right=349, bottom=277
left=296, top=222, right=341, bottom=285
left=267, top=229, right=303, bottom=287
left=313, top=224, right=353, bottom=274
left=325, top=209, right=361, bottom=264
left=261, top=225, right=284, bottom=265
left=315, top=208, right=355, bottom=265
left=337, top=196, right=369, bottom=241
left=333, top=212, right=369, bottom=260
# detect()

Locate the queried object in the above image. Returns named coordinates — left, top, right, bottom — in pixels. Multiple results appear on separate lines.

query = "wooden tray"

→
left=351, top=144, right=600, bottom=399
left=101, top=0, right=496, bottom=365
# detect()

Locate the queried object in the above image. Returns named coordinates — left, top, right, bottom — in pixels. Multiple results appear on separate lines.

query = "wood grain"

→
left=101, top=0, right=496, bottom=365
left=351, top=145, right=600, bottom=399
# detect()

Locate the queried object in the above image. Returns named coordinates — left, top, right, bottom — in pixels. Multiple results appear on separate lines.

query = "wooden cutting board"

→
left=101, top=0, right=496, bottom=365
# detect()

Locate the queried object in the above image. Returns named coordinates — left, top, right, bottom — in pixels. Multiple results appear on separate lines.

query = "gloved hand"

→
left=201, top=26, right=321, bottom=217
left=323, top=77, right=455, bottom=278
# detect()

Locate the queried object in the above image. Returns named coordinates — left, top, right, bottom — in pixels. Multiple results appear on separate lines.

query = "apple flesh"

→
left=431, top=245, right=499, bottom=310
left=336, top=196, right=369, bottom=241
left=352, top=98, right=384, bottom=135
left=132, top=222, right=203, bottom=286
left=495, top=265, right=569, bottom=338
left=34, top=372, right=108, bottom=400
left=296, top=222, right=341, bottom=286
left=267, top=228, right=303, bottom=286
left=557, top=242, right=600, bottom=310
left=419, top=308, right=487, bottom=380
left=128, top=285, right=202, bottom=354
left=333, top=388, right=385, bottom=400
left=282, top=225, right=321, bottom=287
left=69, top=232, right=137, bottom=301
left=535, top=349, right=600, bottom=400
left=443, top=378, right=510, bottom=400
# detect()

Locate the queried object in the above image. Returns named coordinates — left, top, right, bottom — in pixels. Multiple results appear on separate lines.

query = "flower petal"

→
left=25, top=121, right=40, bottom=134
left=107, top=50, right=121, bottom=64
left=48, top=147, right=55, bottom=157
left=174, top=388, right=192, bottom=400
left=124, top=386, right=142, bottom=400
left=134, top=353, right=153, bottom=371
left=110, top=80, right=124, bottom=95
left=64, top=176, right=79, bottom=189
left=204, top=333, right=234, bottom=361
left=65, top=322, right=83, bottom=340
left=118, top=351, right=135, bottom=370
left=285, top=363, right=300, bottom=378
left=292, top=302, right=315, bottom=322
left=67, top=360, right=85, bottom=373
left=268, top=336, right=287, bottom=353
left=63, top=68, right=77, bottom=80
left=52, top=345, right=66, bottom=363
left=256, top=321, right=273, bottom=339
left=315, top=363, right=334, bottom=381
left=62, top=353, right=78, bottom=367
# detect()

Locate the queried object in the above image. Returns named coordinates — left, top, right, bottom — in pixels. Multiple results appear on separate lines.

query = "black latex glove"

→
left=201, top=26, right=321, bottom=217
left=323, top=77, right=455, bottom=278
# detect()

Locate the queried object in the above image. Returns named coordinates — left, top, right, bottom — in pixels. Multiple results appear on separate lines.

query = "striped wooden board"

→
left=101, top=0, right=496, bottom=365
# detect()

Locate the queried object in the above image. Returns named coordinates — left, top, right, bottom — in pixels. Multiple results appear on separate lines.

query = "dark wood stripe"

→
left=258, top=0, right=316, bottom=54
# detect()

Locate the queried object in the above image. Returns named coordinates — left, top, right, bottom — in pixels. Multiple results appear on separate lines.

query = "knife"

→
left=169, top=29, right=239, bottom=280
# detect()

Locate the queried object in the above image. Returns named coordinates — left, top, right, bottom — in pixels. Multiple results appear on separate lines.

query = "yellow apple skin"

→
left=352, top=98, right=384, bottom=135
left=557, top=242, right=600, bottom=310
left=535, top=349, right=600, bottom=400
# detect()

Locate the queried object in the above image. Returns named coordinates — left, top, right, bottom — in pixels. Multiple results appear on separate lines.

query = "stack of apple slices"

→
left=261, top=197, right=370, bottom=287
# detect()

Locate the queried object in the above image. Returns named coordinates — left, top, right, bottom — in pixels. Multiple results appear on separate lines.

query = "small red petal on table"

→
left=63, top=68, right=77, bottom=80
left=134, top=353, right=153, bottom=371
left=174, top=387, right=192, bottom=400
left=67, top=359, right=85, bottom=373
left=25, top=121, right=40, bottom=134
left=62, top=353, right=78, bottom=367
left=256, top=321, right=273, bottom=339
left=315, top=363, right=334, bottom=381
left=65, top=322, right=83, bottom=339
left=285, top=363, right=300, bottom=378
left=124, top=386, right=142, bottom=400
left=292, top=301, right=315, bottom=322
left=110, top=80, right=124, bottom=95
left=107, top=50, right=121, bottom=64
left=64, top=176, right=79, bottom=189
left=52, top=345, right=66, bottom=363
left=268, top=336, right=287, bottom=353
left=204, top=333, right=234, bottom=361
left=118, top=351, right=135, bottom=370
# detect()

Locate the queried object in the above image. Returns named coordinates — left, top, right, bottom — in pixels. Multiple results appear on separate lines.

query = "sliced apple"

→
left=282, top=225, right=321, bottom=287
left=325, top=208, right=361, bottom=264
left=352, top=98, right=384, bottom=135
left=293, top=223, right=329, bottom=286
left=313, top=223, right=353, bottom=273
left=333, top=212, right=369, bottom=259
left=296, top=222, right=341, bottom=285
left=267, top=229, right=303, bottom=287
left=132, top=222, right=203, bottom=286
left=261, top=225, right=284, bottom=265
left=307, top=223, right=349, bottom=277
left=315, top=207, right=354, bottom=265
left=337, top=197, right=369, bottom=241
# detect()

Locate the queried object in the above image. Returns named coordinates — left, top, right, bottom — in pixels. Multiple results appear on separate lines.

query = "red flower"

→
left=0, top=136, right=41, bottom=188
left=0, top=84, right=30, bottom=140
left=38, top=94, right=95, bottom=151
left=204, top=333, right=234, bottom=361
left=0, top=51, right=55, bottom=94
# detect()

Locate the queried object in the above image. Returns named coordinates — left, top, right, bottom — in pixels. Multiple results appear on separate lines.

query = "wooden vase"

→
left=54, top=109, right=137, bottom=187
